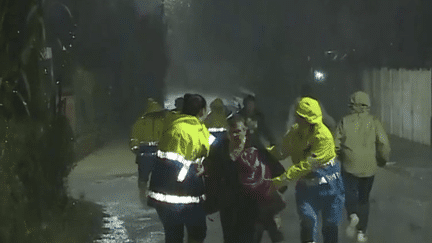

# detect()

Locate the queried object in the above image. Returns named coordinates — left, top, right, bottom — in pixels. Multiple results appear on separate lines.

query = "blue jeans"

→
left=155, top=203, right=207, bottom=243
left=210, top=131, right=226, bottom=145
left=295, top=161, right=345, bottom=243
left=342, top=170, right=375, bottom=232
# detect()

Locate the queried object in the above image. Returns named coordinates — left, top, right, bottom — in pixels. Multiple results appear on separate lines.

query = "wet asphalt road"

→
left=68, top=138, right=432, bottom=243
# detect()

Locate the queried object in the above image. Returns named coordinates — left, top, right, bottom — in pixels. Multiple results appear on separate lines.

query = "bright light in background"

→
left=164, top=89, right=240, bottom=114
left=314, top=70, right=326, bottom=82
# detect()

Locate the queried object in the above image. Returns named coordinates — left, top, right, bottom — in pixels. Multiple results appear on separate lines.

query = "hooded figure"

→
left=286, top=84, right=336, bottom=133
left=335, top=91, right=390, bottom=177
left=147, top=98, right=164, bottom=113
left=271, top=97, right=345, bottom=243
left=349, top=91, right=371, bottom=113
left=130, top=98, right=166, bottom=205
left=130, top=98, right=165, bottom=151
left=334, top=91, right=390, bottom=242
left=204, top=98, right=229, bottom=142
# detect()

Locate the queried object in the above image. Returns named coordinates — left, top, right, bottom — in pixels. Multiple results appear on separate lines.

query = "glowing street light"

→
left=314, top=70, right=326, bottom=82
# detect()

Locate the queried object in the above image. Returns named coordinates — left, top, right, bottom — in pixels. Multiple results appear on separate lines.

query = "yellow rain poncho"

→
left=158, top=114, right=211, bottom=161
left=204, top=98, right=228, bottom=131
left=129, top=99, right=165, bottom=150
left=272, top=97, right=336, bottom=181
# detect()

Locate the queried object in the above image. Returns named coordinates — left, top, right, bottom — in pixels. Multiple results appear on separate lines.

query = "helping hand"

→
left=196, top=163, right=206, bottom=177
left=269, top=176, right=289, bottom=193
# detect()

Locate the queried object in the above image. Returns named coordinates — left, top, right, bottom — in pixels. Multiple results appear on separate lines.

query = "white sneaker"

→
left=357, top=231, right=368, bottom=242
left=346, top=213, right=359, bottom=239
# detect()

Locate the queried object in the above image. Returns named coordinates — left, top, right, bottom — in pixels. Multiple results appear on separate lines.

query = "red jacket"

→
left=237, top=147, right=285, bottom=210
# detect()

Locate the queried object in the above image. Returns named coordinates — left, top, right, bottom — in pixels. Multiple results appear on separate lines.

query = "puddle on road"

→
left=93, top=201, right=164, bottom=243
left=94, top=202, right=132, bottom=243
left=135, top=231, right=165, bottom=243
left=93, top=175, right=139, bottom=184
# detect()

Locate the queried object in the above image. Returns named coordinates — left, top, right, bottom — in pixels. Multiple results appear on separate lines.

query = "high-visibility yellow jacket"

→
left=129, top=100, right=164, bottom=150
left=147, top=113, right=213, bottom=206
left=272, top=97, right=336, bottom=181
left=204, top=98, right=228, bottom=132
left=158, top=113, right=211, bottom=161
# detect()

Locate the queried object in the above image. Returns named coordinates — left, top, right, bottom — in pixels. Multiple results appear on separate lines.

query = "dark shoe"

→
left=269, top=229, right=284, bottom=243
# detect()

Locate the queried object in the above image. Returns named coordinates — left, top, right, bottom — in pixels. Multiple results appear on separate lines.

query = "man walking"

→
left=129, top=98, right=165, bottom=204
left=334, top=91, right=391, bottom=242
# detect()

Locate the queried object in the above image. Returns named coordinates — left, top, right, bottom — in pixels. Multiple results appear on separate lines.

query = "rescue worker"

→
left=270, top=97, right=345, bottom=243
left=334, top=91, right=390, bottom=242
left=147, top=94, right=213, bottom=243
left=286, top=84, right=336, bottom=133
left=204, top=98, right=229, bottom=143
left=130, top=98, right=165, bottom=204
left=203, top=114, right=285, bottom=243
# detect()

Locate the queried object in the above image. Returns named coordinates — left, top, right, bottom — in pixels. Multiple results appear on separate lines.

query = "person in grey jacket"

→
left=334, top=91, right=391, bottom=242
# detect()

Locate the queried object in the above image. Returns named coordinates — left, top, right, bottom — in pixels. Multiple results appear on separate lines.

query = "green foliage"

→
left=0, top=0, right=83, bottom=242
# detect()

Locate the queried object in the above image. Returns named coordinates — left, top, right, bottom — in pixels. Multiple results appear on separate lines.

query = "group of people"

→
left=129, top=88, right=391, bottom=243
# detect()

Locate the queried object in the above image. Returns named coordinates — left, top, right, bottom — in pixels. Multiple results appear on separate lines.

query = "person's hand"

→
left=308, top=154, right=322, bottom=171
left=196, top=163, right=206, bottom=177
left=278, top=185, right=288, bottom=193
left=266, top=145, right=282, bottom=160
left=269, top=175, right=289, bottom=194
left=131, top=146, right=139, bottom=155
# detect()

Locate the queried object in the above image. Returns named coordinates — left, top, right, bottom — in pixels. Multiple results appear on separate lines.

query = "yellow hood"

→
left=349, top=91, right=371, bottom=113
left=295, top=97, right=323, bottom=124
left=210, top=98, right=225, bottom=111
left=146, top=98, right=163, bottom=113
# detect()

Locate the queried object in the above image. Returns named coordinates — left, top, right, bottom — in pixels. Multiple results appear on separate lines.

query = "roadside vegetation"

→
left=0, top=0, right=103, bottom=242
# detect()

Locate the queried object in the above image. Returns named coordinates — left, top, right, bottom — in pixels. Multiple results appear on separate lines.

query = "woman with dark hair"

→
left=147, top=93, right=211, bottom=243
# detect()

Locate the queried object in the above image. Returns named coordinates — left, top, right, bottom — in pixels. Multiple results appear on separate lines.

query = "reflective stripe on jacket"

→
left=148, top=113, right=211, bottom=205
left=130, top=111, right=165, bottom=150
left=148, top=154, right=206, bottom=204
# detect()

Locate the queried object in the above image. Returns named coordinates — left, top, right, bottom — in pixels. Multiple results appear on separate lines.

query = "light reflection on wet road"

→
left=69, top=173, right=165, bottom=242
left=68, top=139, right=432, bottom=243
left=89, top=178, right=165, bottom=243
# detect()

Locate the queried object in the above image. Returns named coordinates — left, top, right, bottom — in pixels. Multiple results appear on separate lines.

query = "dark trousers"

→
left=254, top=215, right=284, bottom=243
left=254, top=191, right=286, bottom=243
left=220, top=199, right=258, bottom=243
left=136, top=145, right=158, bottom=184
left=342, top=170, right=375, bottom=232
left=155, top=203, right=207, bottom=243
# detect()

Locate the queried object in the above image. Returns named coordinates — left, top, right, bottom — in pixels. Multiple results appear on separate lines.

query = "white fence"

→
left=362, top=68, right=431, bottom=145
